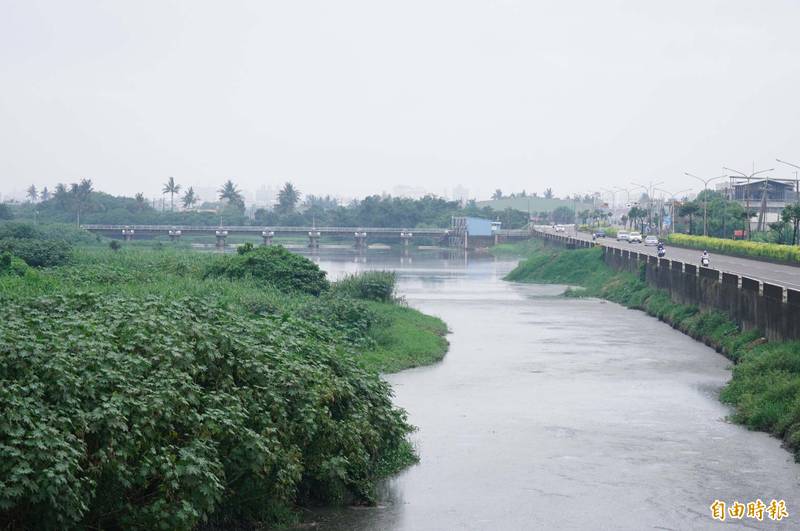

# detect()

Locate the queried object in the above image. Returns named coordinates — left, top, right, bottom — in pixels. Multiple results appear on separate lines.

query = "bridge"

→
left=81, top=224, right=533, bottom=248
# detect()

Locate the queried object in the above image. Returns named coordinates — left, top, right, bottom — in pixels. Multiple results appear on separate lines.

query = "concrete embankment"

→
left=535, top=230, right=800, bottom=342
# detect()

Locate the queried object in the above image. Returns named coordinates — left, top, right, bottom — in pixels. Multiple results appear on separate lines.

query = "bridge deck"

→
left=82, top=224, right=532, bottom=238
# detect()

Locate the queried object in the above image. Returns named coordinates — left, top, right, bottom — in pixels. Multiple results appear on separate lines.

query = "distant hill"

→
left=476, top=197, right=594, bottom=213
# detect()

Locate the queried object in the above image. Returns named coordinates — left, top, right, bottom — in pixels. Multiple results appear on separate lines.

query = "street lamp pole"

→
left=655, top=187, right=692, bottom=234
left=777, top=158, right=800, bottom=203
left=722, top=166, right=774, bottom=238
left=685, top=173, right=727, bottom=236
left=631, top=180, right=663, bottom=233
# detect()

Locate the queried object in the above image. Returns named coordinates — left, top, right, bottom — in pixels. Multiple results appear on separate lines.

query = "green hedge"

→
left=666, top=233, right=800, bottom=263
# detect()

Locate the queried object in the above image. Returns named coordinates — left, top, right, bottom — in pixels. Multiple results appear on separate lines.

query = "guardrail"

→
left=531, top=228, right=800, bottom=341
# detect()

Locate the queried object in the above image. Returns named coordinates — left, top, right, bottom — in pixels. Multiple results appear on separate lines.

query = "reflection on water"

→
left=294, top=248, right=800, bottom=530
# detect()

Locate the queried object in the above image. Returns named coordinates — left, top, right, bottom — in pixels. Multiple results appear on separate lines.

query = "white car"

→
left=617, top=231, right=630, bottom=242
left=628, top=232, right=643, bottom=243
left=644, top=235, right=659, bottom=246
left=555, top=225, right=565, bottom=232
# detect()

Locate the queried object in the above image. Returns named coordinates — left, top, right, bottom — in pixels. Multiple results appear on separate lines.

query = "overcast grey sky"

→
left=2, top=0, right=800, bottom=201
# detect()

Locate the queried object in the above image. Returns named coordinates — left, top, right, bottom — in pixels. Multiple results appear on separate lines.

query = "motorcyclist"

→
left=657, top=241, right=665, bottom=257
left=701, top=250, right=710, bottom=265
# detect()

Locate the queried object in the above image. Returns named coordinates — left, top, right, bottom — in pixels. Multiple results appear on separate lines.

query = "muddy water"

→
left=302, top=249, right=800, bottom=530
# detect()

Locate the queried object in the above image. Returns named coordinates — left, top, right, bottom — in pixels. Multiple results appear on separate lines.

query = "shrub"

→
left=237, top=242, right=255, bottom=255
left=0, top=221, right=44, bottom=240
left=204, top=245, right=329, bottom=295
left=666, top=233, right=800, bottom=263
left=0, top=252, right=30, bottom=277
left=299, top=293, right=381, bottom=347
left=0, top=238, right=72, bottom=267
left=333, top=271, right=397, bottom=302
left=0, top=293, right=413, bottom=529
left=108, top=240, right=121, bottom=252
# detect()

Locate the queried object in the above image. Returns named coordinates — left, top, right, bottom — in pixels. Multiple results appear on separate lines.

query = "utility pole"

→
left=722, top=166, right=774, bottom=238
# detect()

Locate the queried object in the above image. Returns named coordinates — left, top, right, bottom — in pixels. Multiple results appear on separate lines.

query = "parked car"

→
left=594, top=230, right=606, bottom=238
left=617, top=231, right=630, bottom=242
left=628, top=232, right=643, bottom=243
left=555, top=225, right=566, bottom=232
left=644, top=235, right=659, bottom=246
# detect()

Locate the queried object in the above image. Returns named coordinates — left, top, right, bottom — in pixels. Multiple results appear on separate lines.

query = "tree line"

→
left=11, top=179, right=532, bottom=229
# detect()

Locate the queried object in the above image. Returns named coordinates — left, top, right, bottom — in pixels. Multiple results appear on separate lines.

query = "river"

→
left=297, top=247, right=800, bottom=530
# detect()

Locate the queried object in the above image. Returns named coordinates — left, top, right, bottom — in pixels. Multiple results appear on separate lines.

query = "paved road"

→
left=540, top=227, right=800, bottom=291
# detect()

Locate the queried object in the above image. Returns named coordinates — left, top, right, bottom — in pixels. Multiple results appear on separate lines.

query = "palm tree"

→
left=26, top=185, right=38, bottom=202
left=544, top=188, right=554, bottom=199
left=218, top=179, right=244, bottom=210
left=134, top=192, right=147, bottom=212
left=70, top=179, right=93, bottom=226
left=54, top=183, right=69, bottom=208
left=277, top=182, right=301, bottom=214
left=182, top=187, right=198, bottom=209
left=162, top=177, right=181, bottom=211
left=40, top=187, right=50, bottom=202
left=491, top=189, right=503, bottom=200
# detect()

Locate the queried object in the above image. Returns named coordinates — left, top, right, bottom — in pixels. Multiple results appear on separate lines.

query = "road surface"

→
left=542, top=227, right=800, bottom=291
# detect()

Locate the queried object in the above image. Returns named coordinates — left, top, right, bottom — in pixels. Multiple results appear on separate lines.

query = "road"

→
left=540, top=227, right=800, bottom=291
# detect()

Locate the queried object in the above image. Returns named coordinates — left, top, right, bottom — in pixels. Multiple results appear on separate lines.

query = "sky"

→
left=2, top=0, right=800, bottom=203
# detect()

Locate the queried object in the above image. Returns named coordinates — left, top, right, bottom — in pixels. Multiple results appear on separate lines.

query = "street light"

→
left=776, top=158, right=800, bottom=202
left=721, top=166, right=774, bottom=237
left=685, top=172, right=727, bottom=236
left=654, top=187, right=692, bottom=234
left=631, top=180, right=663, bottom=233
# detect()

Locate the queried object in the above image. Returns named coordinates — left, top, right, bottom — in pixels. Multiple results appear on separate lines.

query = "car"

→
left=628, top=232, right=643, bottom=243
left=644, top=235, right=659, bottom=246
left=617, top=231, right=630, bottom=242
left=594, top=230, right=606, bottom=238
left=555, top=225, right=565, bottom=232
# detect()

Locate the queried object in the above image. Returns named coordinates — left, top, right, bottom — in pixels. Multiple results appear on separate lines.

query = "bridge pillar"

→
left=400, top=230, right=413, bottom=248
left=122, top=227, right=135, bottom=241
left=215, top=230, right=228, bottom=249
left=168, top=229, right=182, bottom=242
left=354, top=231, right=367, bottom=249
left=261, top=230, right=274, bottom=246
left=308, top=230, right=320, bottom=248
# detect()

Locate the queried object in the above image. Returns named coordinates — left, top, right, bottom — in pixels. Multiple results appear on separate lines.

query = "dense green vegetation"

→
left=505, top=240, right=800, bottom=460
left=0, top=224, right=448, bottom=529
left=666, top=233, right=800, bottom=263
left=203, top=244, right=330, bottom=295
left=8, top=180, right=531, bottom=229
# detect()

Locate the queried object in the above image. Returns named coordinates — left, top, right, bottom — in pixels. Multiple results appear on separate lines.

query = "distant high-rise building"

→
left=392, top=185, right=429, bottom=199
left=451, top=185, right=469, bottom=205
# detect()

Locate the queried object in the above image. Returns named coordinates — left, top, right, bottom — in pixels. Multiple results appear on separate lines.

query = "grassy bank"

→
left=361, top=302, right=449, bottom=373
left=505, top=240, right=800, bottom=459
left=0, top=232, right=448, bottom=529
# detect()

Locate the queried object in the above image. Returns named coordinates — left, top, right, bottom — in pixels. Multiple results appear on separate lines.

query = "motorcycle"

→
left=700, top=256, right=710, bottom=267
left=657, top=246, right=666, bottom=258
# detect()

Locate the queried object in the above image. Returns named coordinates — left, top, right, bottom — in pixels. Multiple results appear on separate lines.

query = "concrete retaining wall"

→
left=532, top=229, right=800, bottom=342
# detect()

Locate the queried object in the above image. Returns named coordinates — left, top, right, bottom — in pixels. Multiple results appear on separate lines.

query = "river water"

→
left=297, top=248, right=799, bottom=530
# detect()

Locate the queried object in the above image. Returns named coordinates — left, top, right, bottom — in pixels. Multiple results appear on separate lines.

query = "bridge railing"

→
left=81, top=224, right=451, bottom=235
